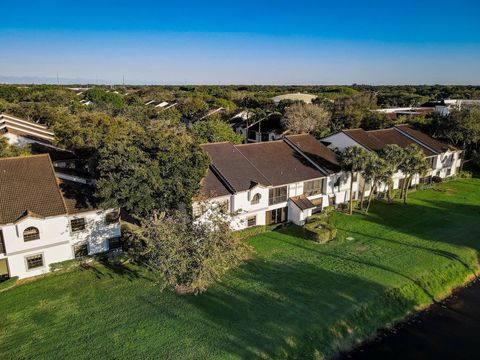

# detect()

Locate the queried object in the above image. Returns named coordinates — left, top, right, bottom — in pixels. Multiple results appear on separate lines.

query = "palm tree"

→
left=365, top=157, right=389, bottom=215
left=359, top=152, right=379, bottom=210
left=339, top=146, right=369, bottom=215
left=399, top=145, right=429, bottom=204
left=380, top=144, right=406, bottom=203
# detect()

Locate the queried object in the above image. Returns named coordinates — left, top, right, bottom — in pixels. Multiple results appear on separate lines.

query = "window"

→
left=0, top=230, right=4, bottom=254
left=352, top=173, right=358, bottom=182
left=108, top=237, right=122, bottom=250
left=446, top=168, right=451, bottom=176
left=334, top=176, right=341, bottom=189
left=247, top=216, right=257, bottom=227
left=251, top=193, right=261, bottom=205
left=26, top=254, right=44, bottom=270
left=23, top=227, right=40, bottom=242
left=269, top=186, right=287, bottom=205
left=266, top=207, right=288, bottom=225
left=303, top=179, right=325, bottom=196
left=105, top=211, right=120, bottom=225
left=73, top=243, right=88, bottom=258
left=427, top=157, right=435, bottom=169
left=70, top=218, right=86, bottom=232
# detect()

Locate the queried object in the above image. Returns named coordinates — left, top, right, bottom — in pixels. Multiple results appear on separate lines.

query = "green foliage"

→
left=125, top=210, right=251, bottom=294
left=304, top=219, right=337, bottom=243
left=191, top=117, right=243, bottom=144
left=95, top=121, right=209, bottom=218
left=0, top=137, right=30, bottom=158
left=85, top=88, right=124, bottom=108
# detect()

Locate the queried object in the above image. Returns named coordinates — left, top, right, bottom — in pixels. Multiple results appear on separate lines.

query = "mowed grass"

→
left=1, top=178, right=480, bottom=359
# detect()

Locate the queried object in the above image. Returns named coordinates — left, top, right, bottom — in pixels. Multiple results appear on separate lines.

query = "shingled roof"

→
left=394, top=124, right=456, bottom=153
left=0, top=155, right=67, bottom=224
left=341, top=125, right=456, bottom=156
left=200, top=134, right=341, bottom=198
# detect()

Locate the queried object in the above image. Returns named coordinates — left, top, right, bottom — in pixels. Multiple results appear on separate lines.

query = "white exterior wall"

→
left=0, top=210, right=121, bottom=279
left=198, top=171, right=357, bottom=230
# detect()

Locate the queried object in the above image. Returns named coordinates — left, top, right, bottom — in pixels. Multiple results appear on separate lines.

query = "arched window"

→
left=23, top=227, right=40, bottom=242
left=251, top=193, right=261, bottom=205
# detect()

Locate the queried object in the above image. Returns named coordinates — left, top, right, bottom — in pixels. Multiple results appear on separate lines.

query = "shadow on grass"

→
left=144, top=258, right=417, bottom=359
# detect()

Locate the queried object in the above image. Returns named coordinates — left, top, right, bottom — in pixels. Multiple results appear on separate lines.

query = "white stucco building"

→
left=0, top=154, right=121, bottom=280
left=195, top=134, right=358, bottom=230
left=321, top=124, right=463, bottom=195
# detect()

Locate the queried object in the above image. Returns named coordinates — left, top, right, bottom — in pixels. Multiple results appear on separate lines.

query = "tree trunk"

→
left=349, top=170, right=354, bottom=215
left=400, top=173, right=409, bottom=199
left=365, top=183, right=377, bottom=215
left=403, top=176, right=412, bottom=204
left=360, top=180, right=367, bottom=210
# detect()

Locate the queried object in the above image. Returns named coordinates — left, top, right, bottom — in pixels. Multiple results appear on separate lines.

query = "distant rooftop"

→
left=272, top=93, right=318, bottom=104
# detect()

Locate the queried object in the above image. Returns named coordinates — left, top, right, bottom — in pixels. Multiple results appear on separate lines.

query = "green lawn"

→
left=1, top=178, right=480, bottom=359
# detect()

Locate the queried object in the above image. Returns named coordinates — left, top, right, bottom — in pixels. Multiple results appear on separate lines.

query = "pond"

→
left=339, top=278, right=480, bottom=359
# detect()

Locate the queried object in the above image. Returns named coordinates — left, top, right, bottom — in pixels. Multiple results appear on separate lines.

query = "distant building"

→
left=0, top=155, right=121, bottom=280
left=271, top=93, right=318, bottom=104
left=374, top=107, right=434, bottom=119
left=145, top=100, right=177, bottom=110
left=0, top=113, right=75, bottom=168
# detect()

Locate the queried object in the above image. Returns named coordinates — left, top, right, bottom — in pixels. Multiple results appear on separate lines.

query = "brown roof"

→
left=342, top=129, right=385, bottom=151
left=342, top=126, right=451, bottom=156
left=201, top=142, right=271, bottom=192
left=285, top=134, right=340, bottom=173
left=200, top=135, right=339, bottom=198
left=58, top=179, right=97, bottom=214
left=368, top=128, right=436, bottom=157
left=199, top=168, right=231, bottom=198
left=394, top=124, right=456, bottom=153
left=290, top=195, right=315, bottom=210
left=0, top=155, right=68, bottom=224
left=236, top=140, right=325, bottom=186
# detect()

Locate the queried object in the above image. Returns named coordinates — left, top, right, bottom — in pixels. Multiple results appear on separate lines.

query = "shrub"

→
left=457, top=170, right=473, bottom=179
left=304, top=220, right=337, bottom=244
left=432, top=176, right=443, bottom=183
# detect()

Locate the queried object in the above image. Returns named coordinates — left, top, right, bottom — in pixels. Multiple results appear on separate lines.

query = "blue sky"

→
left=1, top=0, right=479, bottom=84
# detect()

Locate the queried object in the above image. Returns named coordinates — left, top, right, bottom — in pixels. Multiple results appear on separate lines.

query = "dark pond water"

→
left=339, top=278, right=480, bottom=360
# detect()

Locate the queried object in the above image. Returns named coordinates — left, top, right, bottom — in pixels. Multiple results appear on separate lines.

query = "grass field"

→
left=1, top=178, right=479, bottom=359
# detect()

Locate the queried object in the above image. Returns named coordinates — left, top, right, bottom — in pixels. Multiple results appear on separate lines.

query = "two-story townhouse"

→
left=321, top=124, right=463, bottom=195
left=0, top=154, right=121, bottom=280
left=195, top=134, right=357, bottom=230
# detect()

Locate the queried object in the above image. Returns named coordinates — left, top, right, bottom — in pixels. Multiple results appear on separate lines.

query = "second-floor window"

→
left=427, top=157, right=435, bottom=169
left=70, top=218, right=86, bottom=232
left=303, top=179, right=325, bottom=197
left=251, top=193, right=261, bottom=205
left=23, top=227, right=40, bottom=242
left=269, top=186, right=287, bottom=205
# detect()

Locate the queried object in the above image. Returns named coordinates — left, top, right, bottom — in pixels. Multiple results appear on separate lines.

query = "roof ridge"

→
left=233, top=145, right=273, bottom=186
left=0, top=153, right=50, bottom=161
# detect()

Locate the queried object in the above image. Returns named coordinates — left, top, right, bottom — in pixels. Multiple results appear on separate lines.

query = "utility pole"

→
left=122, top=75, right=125, bottom=86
